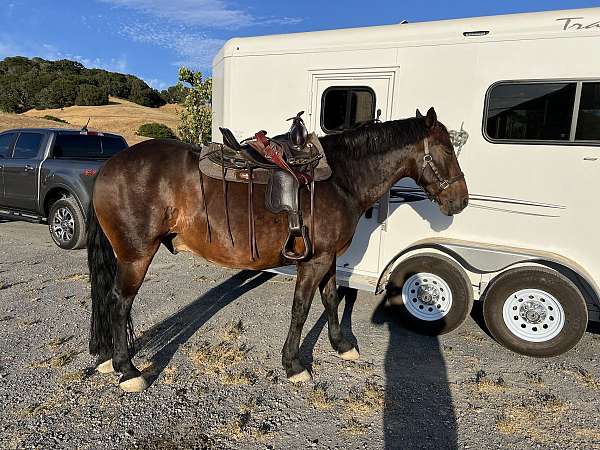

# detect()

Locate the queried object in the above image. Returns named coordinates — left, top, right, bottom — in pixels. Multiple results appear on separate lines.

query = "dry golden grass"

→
left=567, top=366, right=600, bottom=390
left=162, top=366, right=178, bottom=385
left=220, top=368, right=257, bottom=386
left=343, top=381, right=384, bottom=416
left=48, top=335, right=74, bottom=349
left=341, top=417, right=369, bottom=436
left=495, top=394, right=568, bottom=443
left=32, top=349, right=81, bottom=368
left=575, top=428, right=600, bottom=444
left=15, top=97, right=180, bottom=145
left=308, top=382, right=335, bottom=410
left=222, top=320, right=245, bottom=342
left=189, top=341, right=249, bottom=375
left=61, top=273, right=89, bottom=283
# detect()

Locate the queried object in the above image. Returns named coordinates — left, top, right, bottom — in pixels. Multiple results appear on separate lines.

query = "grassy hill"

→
left=0, top=97, right=180, bottom=145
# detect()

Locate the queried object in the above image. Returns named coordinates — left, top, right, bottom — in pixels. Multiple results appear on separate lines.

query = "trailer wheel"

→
left=482, top=267, right=587, bottom=357
left=48, top=197, right=86, bottom=250
left=386, top=253, right=473, bottom=335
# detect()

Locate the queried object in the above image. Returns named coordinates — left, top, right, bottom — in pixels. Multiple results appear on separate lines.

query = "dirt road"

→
left=1, top=221, right=599, bottom=449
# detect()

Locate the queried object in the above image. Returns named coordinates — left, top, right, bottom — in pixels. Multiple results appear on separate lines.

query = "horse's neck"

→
left=328, top=146, right=414, bottom=212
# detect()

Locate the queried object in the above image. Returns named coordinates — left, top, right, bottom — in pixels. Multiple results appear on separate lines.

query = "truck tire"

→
left=482, top=266, right=587, bottom=357
left=48, top=197, right=86, bottom=250
left=386, top=253, right=474, bottom=335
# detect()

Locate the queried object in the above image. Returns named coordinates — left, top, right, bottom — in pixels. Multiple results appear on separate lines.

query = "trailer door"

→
left=308, top=68, right=397, bottom=276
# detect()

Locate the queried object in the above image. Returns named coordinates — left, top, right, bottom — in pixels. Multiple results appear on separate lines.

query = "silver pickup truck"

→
left=0, top=128, right=128, bottom=249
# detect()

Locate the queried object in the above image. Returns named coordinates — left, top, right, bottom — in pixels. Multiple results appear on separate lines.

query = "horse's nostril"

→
left=463, top=197, right=469, bottom=208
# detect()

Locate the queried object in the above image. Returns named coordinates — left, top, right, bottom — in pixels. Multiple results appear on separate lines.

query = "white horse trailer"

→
left=211, top=8, right=600, bottom=356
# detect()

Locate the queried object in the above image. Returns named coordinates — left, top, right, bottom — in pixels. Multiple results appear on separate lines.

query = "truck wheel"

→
left=386, top=253, right=474, bottom=335
left=482, top=267, right=587, bottom=357
left=48, top=197, right=86, bottom=250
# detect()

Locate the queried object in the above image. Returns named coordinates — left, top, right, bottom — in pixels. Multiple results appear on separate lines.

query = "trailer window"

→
left=321, top=87, right=376, bottom=133
left=485, top=82, right=576, bottom=142
left=576, top=82, right=600, bottom=141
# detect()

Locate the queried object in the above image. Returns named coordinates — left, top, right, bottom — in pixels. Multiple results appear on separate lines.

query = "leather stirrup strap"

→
left=221, top=145, right=234, bottom=246
left=310, top=176, right=315, bottom=257
left=199, top=170, right=211, bottom=242
left=248, top=168, right=258, bottom=261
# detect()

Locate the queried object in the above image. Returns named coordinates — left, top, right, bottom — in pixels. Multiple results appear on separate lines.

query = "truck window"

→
left=575, top=82, right=600, bottom=141
left=13, top=132, right=44, bottom=159
left=101, top=136, right=128, bottom=156
left=53, top=134, right=103, bottom=159
left=321, top=86, right=376, bottom=133
left=485, top=82, right=577, bottom=142
left=0, top=132, right=17, bottom=158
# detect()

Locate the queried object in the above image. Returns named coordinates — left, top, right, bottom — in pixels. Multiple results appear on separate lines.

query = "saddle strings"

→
left=221, top=145, right=235, bottom=246
left=198, top=170, right=212, bottom=243
left=248, top=168, right=259, bottom=261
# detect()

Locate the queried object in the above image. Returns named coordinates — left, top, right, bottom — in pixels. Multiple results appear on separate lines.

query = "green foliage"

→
left=75, top=84, right=108, bottom=106
left=35, top=78, right=78, bottom=109
left=161, top=83, right=190, bottom=104
left=0, top=56, right=165, bottom=112
left=42, top=115, right=69, bottom=124
left=177, top=67, right=212, bottom=145
left=137, top=122, right=177, bottom=139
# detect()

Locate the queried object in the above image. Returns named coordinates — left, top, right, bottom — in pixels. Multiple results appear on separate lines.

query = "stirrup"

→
left=283, top=225, right=311, bottom=261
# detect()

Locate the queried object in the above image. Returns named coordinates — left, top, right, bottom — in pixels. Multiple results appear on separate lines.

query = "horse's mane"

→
left=320, top=117, right=430, bottom=161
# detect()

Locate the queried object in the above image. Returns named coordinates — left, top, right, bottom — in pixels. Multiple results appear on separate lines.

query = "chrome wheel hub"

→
left=401, top=272, right=453, bottom=321
left=52, top=207, right=74, bottom=242
left=502, top=289, right=565, bottom=342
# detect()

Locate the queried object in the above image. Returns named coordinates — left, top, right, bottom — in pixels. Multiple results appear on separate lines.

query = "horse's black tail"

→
left=87, top=198, right=118, bottom=357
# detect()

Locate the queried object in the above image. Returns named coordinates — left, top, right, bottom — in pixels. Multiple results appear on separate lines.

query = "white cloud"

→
left=144, top=78, right=169, bottom=90
left=99, top=0, right=301, bottom=28
left=121, top=23, right=223, bottom=69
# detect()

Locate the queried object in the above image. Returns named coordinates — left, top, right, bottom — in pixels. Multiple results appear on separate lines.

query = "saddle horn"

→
left=287, top=111, right=308, bottom=149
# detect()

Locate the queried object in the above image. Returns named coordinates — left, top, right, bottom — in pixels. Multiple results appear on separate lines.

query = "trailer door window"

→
left=321, top=87, right=376, bottom=133
left=486, top=82, right=576, bottom=141
left=576, top=82, right=600, bottom=141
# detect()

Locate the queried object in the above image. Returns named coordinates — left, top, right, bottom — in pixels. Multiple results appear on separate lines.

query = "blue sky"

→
left=0, top=0, right=598, bottom=90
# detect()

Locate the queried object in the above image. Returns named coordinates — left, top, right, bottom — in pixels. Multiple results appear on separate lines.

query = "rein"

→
left=417, top=138, right=464, bottom=201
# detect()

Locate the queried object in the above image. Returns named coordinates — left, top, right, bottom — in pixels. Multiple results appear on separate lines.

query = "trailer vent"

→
left=463, top=30, right=490, bottom=37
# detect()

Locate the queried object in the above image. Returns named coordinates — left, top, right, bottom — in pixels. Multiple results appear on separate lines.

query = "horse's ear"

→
left=425, top=107, right=437, bottom=128
left=416, top=109, right=423, bottom=118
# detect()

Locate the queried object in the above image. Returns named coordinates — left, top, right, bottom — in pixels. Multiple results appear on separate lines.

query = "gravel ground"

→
left=1, top=220, right=600, bottom=450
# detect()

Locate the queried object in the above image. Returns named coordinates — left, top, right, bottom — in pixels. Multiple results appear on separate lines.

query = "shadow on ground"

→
left=137, top=270, right=275, bottom=384
left=302, top=287, right=457, bottom=449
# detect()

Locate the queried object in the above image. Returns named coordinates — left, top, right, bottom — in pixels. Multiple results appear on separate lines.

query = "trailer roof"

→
left=214, top=8, right=600, bottom=64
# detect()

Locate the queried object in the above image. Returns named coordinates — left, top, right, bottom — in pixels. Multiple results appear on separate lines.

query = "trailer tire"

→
left=482, top=266, right=587, bottom=357
left=48, top=197, right=86, bottom=250
left=386, top=253, right=473, bottom=335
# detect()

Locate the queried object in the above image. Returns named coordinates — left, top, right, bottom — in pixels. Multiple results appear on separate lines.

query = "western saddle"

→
left=198, top=111, right=331, bottom=261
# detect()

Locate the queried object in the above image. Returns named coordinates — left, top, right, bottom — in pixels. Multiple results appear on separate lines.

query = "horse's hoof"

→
left=287, top=369, right=312, bottom=383
left=338, top=347, right=360, bottom=361
left=96, top=359, right=114, bottom=374
left=119, top=376, right=149, bottom=393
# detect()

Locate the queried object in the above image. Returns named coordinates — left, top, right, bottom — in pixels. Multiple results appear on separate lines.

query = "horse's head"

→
left=413, top=107, right=468, bottom=216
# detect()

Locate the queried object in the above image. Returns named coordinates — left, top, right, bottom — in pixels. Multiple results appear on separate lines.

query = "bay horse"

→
left=87, top=107, right=468, bottom=392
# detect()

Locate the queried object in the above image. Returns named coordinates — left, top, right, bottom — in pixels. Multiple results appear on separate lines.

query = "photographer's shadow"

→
left=371, top=297, right=458, bottom=449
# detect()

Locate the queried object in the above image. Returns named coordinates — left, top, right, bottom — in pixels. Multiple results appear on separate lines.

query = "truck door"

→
left=308, top=69, right=397, bottom=276
left=2, top=132, right=46, bottom=212
left=0, top=132, right=17, bottom=204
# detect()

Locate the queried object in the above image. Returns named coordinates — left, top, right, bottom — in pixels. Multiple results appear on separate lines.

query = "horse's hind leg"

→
left=282, top=255, right=333, bottom=383
left=319, top=260, right=359, bottom=361
left=111, top=254, right=156, bottom=392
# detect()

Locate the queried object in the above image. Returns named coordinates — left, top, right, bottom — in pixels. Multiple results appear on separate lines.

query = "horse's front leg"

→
left=319, top=259, right=359, bottom=361
left=282, top=254, right=333, bottom=382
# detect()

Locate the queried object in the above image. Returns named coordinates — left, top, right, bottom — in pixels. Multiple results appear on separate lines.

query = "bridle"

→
left=417, top=138, right=465, bottom=202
